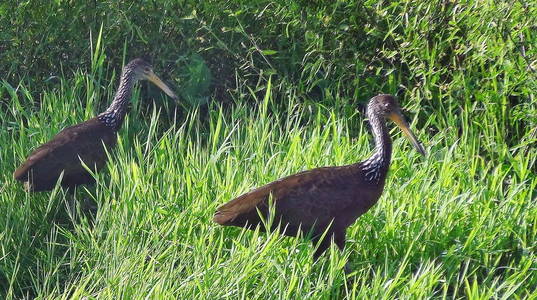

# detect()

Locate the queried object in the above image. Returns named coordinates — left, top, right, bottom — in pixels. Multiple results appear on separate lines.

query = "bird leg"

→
left=312, top=230, right=351, bottom=273
left=312, top=228, right=346, bottom=258
left=65, top=188, right=98, bottom=221
left=334, top=230, right=346, bottom=251
left=312, top=233, right=333, bottom=261
left=334, top=230, right=352, bottom=274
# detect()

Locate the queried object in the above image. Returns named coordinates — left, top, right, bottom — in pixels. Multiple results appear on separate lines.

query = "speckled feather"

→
left=13, top=59, right=146, bottom=191
left=13, top=118, right=117, bottom=191
left=214, top=95, right=400, bottom=259
left=214, top=164, right=387, bottom=236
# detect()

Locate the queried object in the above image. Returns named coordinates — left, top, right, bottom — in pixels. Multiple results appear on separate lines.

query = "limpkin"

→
left=14, top=58, right=178, bottom=191
left=214, top=94, right=426, bottom=267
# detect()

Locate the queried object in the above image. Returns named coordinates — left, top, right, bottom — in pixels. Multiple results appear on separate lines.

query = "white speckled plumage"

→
left=361, top=98, right=392, bottom=182
left=13, top=58, right=179, bottom=192
left=97, top=66, right=136, bottom=130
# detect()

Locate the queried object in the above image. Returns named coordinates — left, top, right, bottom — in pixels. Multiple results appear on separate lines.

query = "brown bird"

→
left=214, top=94, right=426, bottom=265
left=14, top=58, right=178, bottom=192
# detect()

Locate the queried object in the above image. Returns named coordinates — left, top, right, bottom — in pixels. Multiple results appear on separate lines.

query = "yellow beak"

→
left=147, top=71, right=178, bottom=101
left=388, top=111, right=426, bottom=156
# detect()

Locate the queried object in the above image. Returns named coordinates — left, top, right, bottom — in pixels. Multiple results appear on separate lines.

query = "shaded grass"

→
left=2, top=1, right=536, bottom=140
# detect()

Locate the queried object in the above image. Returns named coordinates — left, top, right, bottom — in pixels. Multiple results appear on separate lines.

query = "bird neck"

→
left=98, top=68, right=137, bottom=130
left=361, top=109, right=392, bottom=182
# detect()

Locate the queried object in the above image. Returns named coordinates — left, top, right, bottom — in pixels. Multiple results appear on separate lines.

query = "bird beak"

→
left=388, top=111, right=426, bottom=156
left=147, top=71, right=179, bottom=101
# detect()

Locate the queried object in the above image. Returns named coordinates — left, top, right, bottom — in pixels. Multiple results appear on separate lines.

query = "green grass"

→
left=1, top=0, right=537, bottom=299
left=1, top=75, right=536, bottom=298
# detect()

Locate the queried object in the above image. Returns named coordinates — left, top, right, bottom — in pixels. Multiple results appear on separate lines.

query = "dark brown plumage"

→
left=14, top=58, right=178, bottom=191
left=214, top=94, right=426, bottom=262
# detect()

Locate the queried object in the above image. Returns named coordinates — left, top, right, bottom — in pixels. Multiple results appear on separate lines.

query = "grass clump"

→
left=1, top=0, right=536, bottom=299
left=1, top=74, right=536, bottom=298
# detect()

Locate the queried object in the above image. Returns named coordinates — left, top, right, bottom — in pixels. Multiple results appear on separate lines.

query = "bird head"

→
left=369, top=94, right=426, bottom=156
left=127, top=58, right=178, bottom=101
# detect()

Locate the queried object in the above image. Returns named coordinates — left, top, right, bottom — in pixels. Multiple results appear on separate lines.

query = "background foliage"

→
left=0, top=0, right=536, bottom=298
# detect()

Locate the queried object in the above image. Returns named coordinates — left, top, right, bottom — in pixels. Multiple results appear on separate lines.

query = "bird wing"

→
left=213, top=165, right=362, bottom=227
left=13, top=118, right=115, bottom=183
left=13, top=142, right=54, bottom=181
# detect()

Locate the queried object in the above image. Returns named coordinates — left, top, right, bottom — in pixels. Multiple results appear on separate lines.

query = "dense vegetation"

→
left=1, top=0, right=536, bottom=298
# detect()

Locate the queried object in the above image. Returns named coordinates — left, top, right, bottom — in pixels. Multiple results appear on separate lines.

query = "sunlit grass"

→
left=1, top=68, right=535, bottom=298
left=1, top=0, right=536, bottom=298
